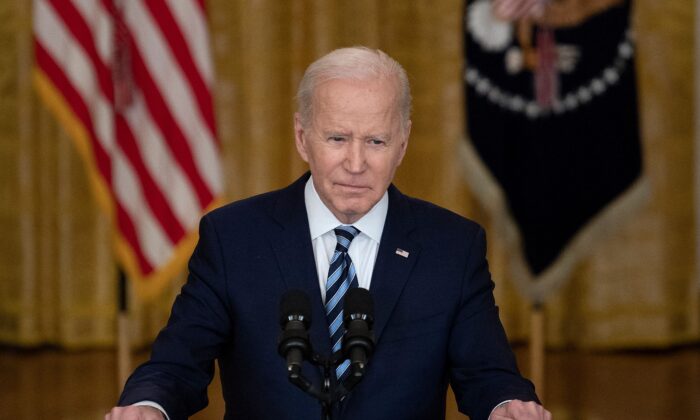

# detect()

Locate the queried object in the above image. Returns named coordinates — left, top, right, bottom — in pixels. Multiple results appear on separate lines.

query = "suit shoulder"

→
left=404, top=195, right=483, bottom=237
left=203, top=188, right=282, bottom=226
left=204, top=175, right=308, bottom=225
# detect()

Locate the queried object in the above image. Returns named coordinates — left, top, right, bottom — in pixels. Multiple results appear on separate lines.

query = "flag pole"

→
left=529, top=303, right=545, bottom=401
left=117, top=268, right=131, bottom=389
left=692, top=0, right=700, bottom=335
left=695, top=0, right=700, bottom=290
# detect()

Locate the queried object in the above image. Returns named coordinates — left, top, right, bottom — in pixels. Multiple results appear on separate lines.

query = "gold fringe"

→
left=33, top=68, right=221, bottom=301
left=33, top=69, right=115, bottom=219
left=459, top=138, right=650, bottom=304
left=126, top=198, right=224, bottom=300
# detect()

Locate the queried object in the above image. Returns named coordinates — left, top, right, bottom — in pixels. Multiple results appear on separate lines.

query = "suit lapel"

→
left=269, top=173, right=333, bottom=356
left=369, top=185, right=421, bottom=344
left=338, top=185, right=422, bottom=417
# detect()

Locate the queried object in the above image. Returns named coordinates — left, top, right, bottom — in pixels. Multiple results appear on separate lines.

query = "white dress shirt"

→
left=304, top=176, right=387, bottom=301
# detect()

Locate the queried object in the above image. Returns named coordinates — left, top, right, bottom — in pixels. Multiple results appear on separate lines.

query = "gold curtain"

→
left=0, top=0, right=697, bottom=349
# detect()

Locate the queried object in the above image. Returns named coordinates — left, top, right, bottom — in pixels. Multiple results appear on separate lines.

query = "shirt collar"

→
left=304, top=176, right=388, bottom=243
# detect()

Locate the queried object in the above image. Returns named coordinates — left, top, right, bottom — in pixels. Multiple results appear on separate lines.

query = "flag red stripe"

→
left=144, top=0, right=216, bottom=137
left=116, top=116, right=187, bottom=242
left=35, top=40, right=113, bottom=187
left=128, top=36, right=214, bottom=208
left=117, top=203, right=154, bottom=273
left=100, top=0, right=116, bottom=19
left=47, top=0, right=114, bottom=102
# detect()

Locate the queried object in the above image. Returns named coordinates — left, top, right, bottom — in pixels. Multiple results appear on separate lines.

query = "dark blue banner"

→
left=463, top=0, right=644, bottom=301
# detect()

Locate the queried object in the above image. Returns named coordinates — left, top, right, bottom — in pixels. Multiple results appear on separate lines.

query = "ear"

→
left=396, top=119, right=411, bottom=165
left=294, top=113, right=310, bottom=163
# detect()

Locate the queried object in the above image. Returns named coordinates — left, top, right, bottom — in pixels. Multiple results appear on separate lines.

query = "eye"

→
left=368, top=138, right=386, bottom=146
left=328, top=136, right=345, bottom=142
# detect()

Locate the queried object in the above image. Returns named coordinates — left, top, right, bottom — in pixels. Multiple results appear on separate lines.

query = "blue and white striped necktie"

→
left=325, top=225, right=360, bottom=379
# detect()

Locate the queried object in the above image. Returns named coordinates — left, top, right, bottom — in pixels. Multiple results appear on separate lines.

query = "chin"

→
left=333, top=204, right=371, bottom=223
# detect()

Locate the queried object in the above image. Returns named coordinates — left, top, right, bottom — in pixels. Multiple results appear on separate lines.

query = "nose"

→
left=344, top=139, right=366, bottom=173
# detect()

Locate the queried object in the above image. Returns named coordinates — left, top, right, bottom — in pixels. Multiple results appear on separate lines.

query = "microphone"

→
left=278, top=290, right=312, bottom=376
left=342, top=288, right=375, bottom=375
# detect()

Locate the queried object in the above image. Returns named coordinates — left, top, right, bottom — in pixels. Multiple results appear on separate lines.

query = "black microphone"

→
left=342, top=288, right=375, bottom=375
left=278, top=290, right=312, bottom=376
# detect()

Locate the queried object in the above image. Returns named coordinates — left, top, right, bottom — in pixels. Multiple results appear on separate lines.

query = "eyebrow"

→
left=323, top=131, right=351, bottom=137
left=322, top=130, right=392, bottom=140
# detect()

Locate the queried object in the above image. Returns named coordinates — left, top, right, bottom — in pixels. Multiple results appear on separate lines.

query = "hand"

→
left=105, top=405, right=165, bottom=419
left=491, top=0, right=547, bottom=21
left=490, top=399, right=552, bottom=419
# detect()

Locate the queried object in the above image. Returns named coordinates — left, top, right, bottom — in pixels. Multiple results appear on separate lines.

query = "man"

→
left=107, top=47, right=551, bottom=420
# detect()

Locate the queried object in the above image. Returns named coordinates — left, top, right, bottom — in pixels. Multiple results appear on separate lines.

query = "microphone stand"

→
left=317, top=354, right=333, bottom=420
left=285, top=351, right=365, bottom=420
left=279, top=288, right=374, bottom=419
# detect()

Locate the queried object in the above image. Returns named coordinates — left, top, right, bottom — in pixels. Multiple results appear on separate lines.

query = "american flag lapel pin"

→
left=395, top=248, right=409, bottom=258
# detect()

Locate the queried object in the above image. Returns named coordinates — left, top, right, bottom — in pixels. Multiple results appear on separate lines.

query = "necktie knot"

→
left=333, top=225, right=360, bottom=253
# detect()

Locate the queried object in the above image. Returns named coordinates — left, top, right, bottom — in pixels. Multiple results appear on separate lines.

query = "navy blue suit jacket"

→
left=119, top=173, right=537, bottom=419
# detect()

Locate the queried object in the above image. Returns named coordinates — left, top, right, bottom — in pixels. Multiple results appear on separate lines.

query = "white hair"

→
left=296, top=46, right=412, bottom=129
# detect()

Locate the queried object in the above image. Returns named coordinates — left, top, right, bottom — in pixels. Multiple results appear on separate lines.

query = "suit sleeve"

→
left=118, top=215, right=233, bottom=420
left=448, top=227, right=538, bottom=420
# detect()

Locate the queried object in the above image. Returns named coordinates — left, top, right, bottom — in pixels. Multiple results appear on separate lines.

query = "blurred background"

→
left=0, top=0, right=698, bottom=419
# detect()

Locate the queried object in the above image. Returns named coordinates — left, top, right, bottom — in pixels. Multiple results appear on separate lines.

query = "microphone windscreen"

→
left=279, top=289, right=311, bottom=326
left=344, top=287, right=374, bottom=318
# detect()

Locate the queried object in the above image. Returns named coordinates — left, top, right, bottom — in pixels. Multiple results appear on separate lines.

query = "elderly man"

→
left=107, top=47, right=550, bottom=420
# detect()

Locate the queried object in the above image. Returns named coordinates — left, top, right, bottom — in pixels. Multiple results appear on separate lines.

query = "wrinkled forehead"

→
left=311, top=76, right=403, bottom=119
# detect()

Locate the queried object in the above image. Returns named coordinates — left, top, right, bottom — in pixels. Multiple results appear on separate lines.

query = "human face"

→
left=294, top=77, right=411, bottom=224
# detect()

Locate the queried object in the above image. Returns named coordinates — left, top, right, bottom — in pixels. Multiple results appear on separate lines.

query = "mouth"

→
left=335, top=183, right=370, bottom=193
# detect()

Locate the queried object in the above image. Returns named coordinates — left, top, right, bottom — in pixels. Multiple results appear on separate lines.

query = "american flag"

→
left=33, top=0, right=223, bottom=298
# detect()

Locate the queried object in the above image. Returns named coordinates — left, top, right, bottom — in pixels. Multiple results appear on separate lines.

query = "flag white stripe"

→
left=122, top=91, right=202, bottom=230
left=113, top=150, right=175, bottom=267
left=125, top=1, right=222, bottom=194
left=167, top=0, right=214, bottom=85
left=71, top=0, right=114, bottom=67
left=35, top=0, right=116, bottom=155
